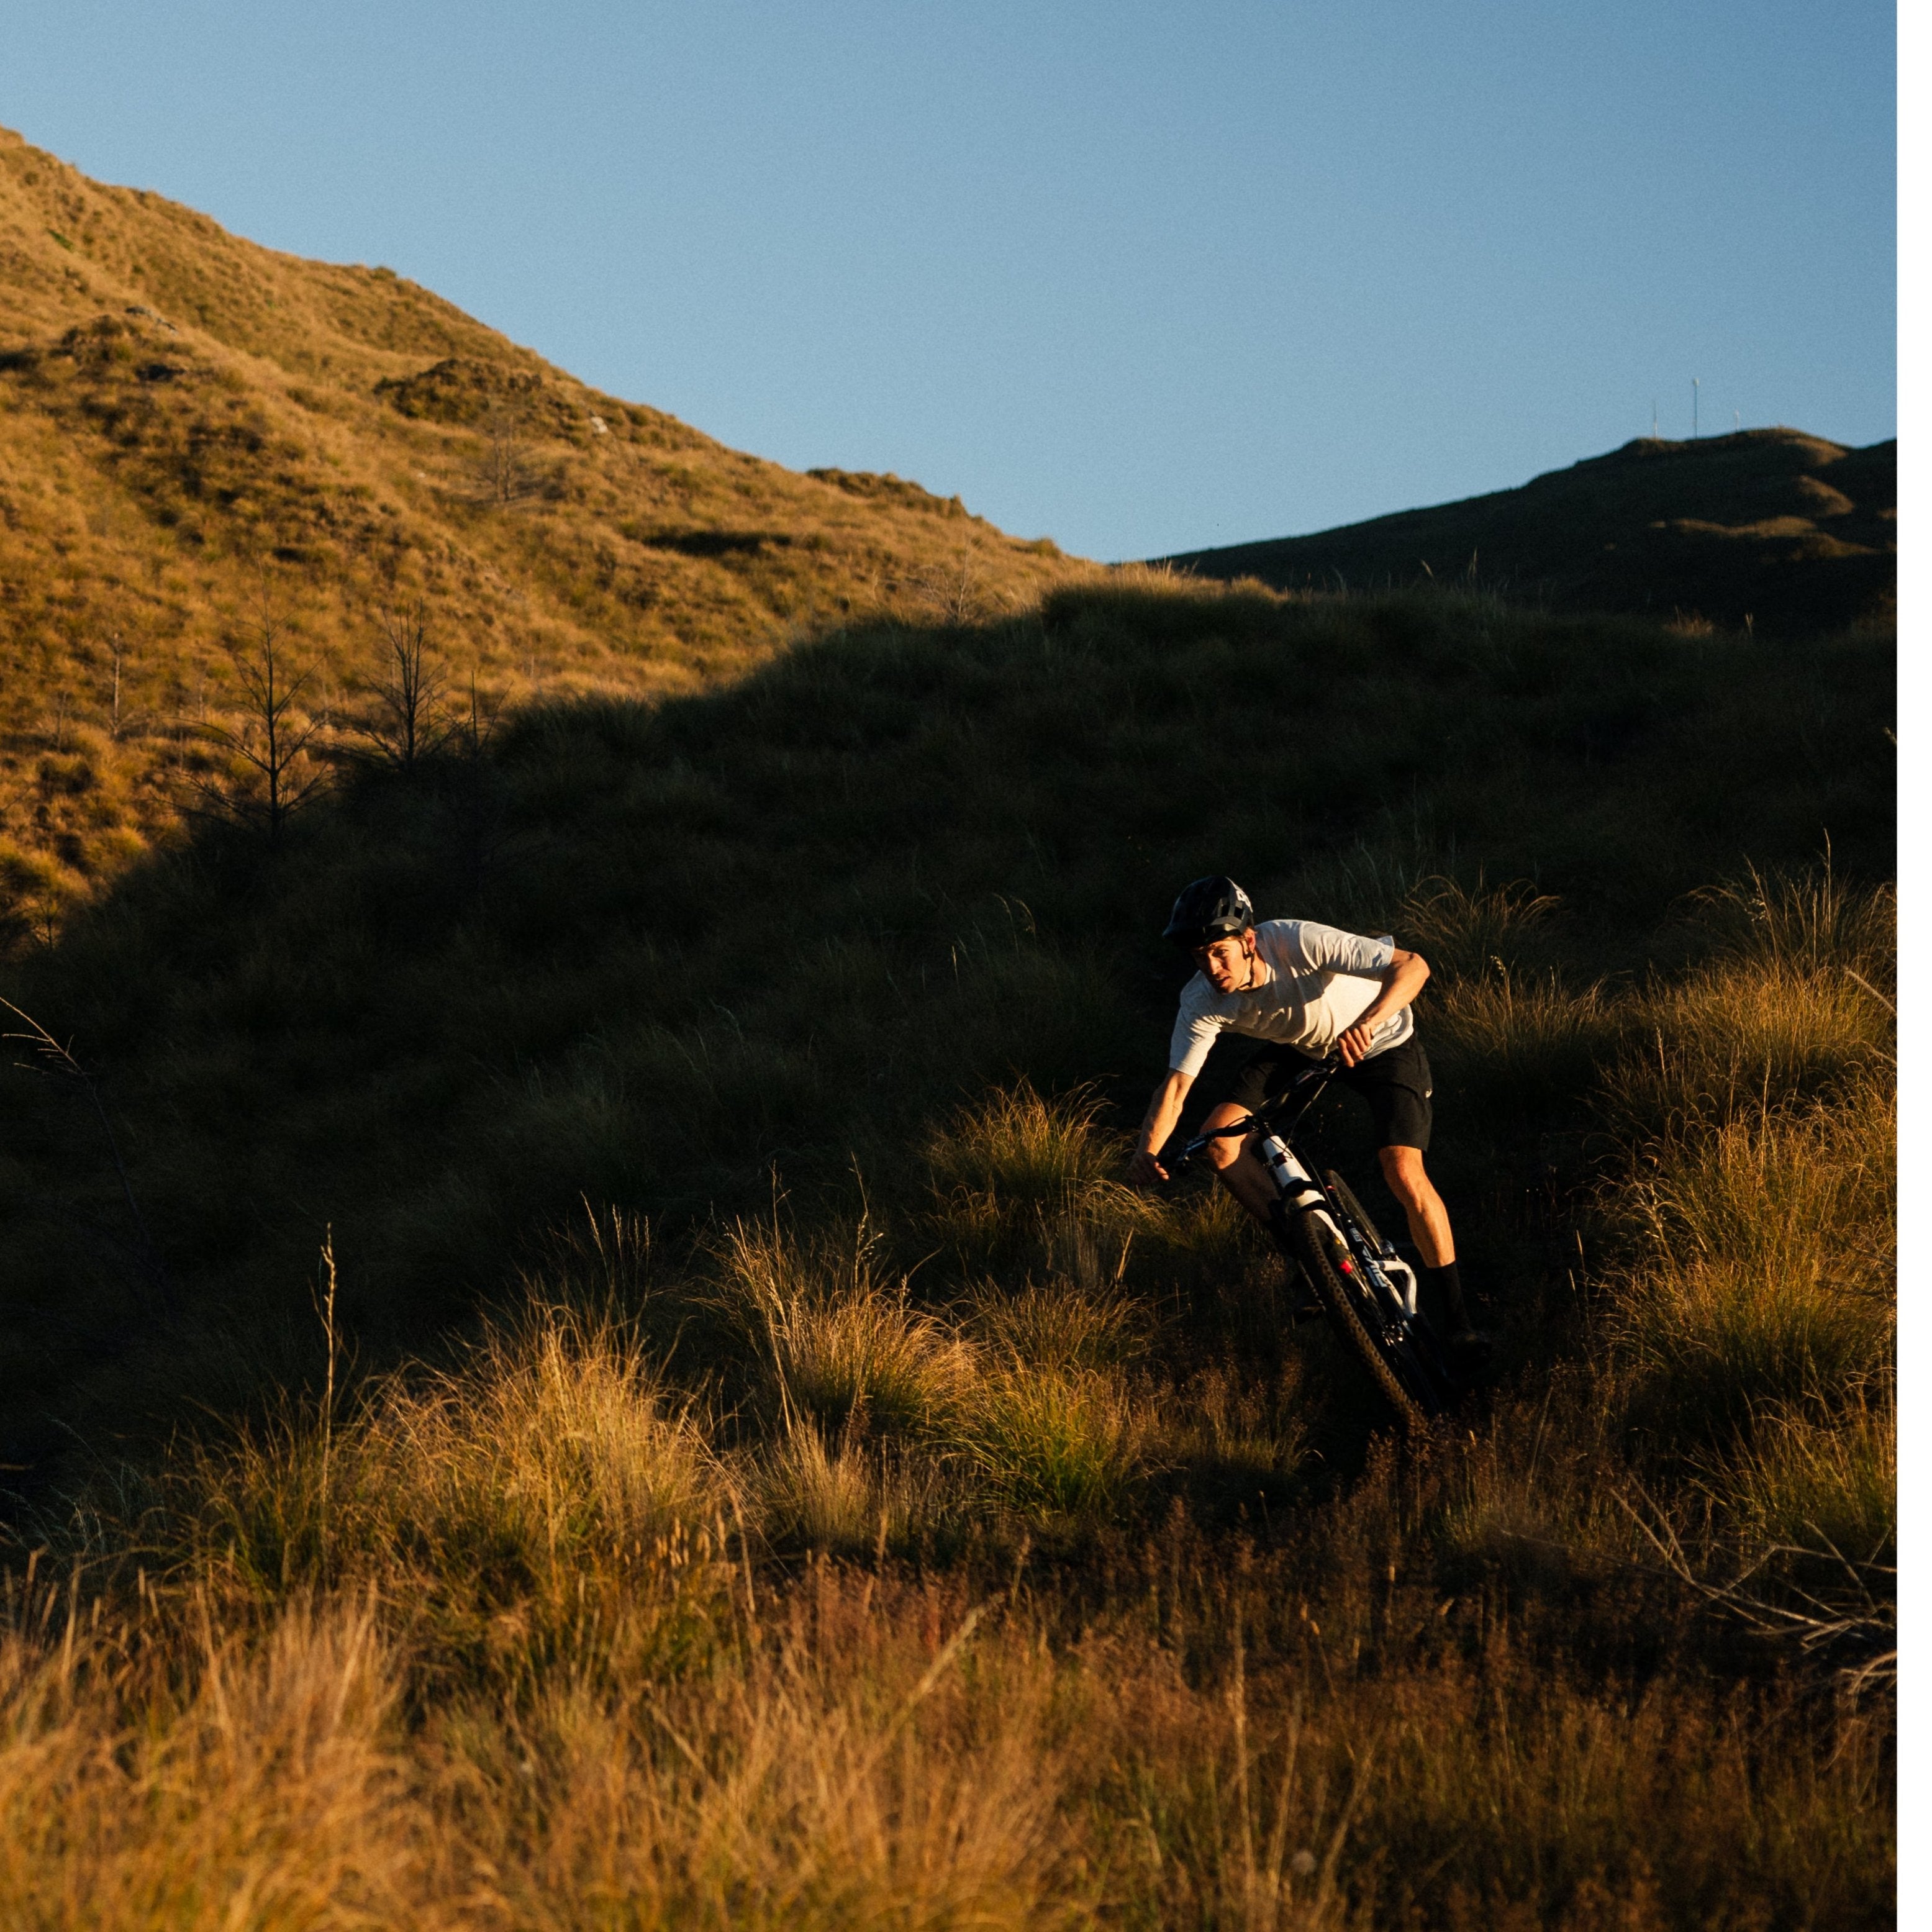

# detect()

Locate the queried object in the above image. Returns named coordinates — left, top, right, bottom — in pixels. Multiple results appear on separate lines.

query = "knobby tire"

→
left=1293, top=1210, right=1433, bottom=1433
left=1324, top=1168, right=1466, bottom=1403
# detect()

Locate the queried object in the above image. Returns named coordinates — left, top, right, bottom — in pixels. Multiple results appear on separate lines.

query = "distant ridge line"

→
left=1150, top=427, right=1895, bottom=637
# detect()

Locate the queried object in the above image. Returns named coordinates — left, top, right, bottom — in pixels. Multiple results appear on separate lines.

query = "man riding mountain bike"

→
left=1128, top=875, right=1485, bottom=1353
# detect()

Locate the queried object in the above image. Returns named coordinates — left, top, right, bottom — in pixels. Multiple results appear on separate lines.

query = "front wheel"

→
left=1292, top=1211, right=1438, bottom=1431
left=1324, top=1169, right=1393, bottom=1259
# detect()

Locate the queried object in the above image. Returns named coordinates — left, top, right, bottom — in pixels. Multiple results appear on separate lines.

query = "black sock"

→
left=1424, top=1261, right=1473, bottom=1329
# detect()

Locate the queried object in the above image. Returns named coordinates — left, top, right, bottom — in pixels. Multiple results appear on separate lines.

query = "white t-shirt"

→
left=1168, top=919, right=1412, bottom=1078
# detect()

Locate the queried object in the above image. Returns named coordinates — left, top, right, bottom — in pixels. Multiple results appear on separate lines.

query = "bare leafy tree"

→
left=458, top=667, right=505, bottom=761
left=195, top=596, right=328, bottom=843
left=909, top=542, right=1002, bottom=626
left=360, top=601, right=454, bottom=771
left=473, top=400, right=546, bottom=508
left=106, top=632, right=132, bottom=740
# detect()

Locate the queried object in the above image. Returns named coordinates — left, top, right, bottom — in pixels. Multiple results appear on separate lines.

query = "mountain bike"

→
left=1176, top=1057, right=1464, bottom=1431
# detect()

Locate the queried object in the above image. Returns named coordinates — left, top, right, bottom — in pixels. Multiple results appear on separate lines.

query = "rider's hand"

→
left=1337, top=1022, right=1375, bottom=1067
left=1128, top=1147, right=1169, bottom=1187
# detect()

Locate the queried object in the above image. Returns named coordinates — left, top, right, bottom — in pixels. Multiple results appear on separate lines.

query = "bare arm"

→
left=1336, top=946, right=1430, bottom=1066
left=1129, top=1068, right=1194, bottom=1185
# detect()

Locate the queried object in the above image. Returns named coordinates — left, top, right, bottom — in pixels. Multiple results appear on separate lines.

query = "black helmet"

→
left=1163, top=876, right=1255, bottom=948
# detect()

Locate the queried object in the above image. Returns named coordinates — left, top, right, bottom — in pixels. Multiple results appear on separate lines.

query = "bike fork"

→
left=1258, top=1133, right=1323, bottom=1213
left=1263, top=1132, right=1418, bottom=1322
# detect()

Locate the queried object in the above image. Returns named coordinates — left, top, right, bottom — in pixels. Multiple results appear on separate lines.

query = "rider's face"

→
left=1194, top=932, right=1256, bottom=994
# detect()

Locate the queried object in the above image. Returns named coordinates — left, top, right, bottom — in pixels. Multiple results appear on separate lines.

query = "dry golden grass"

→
left=0, top=469, right=1895, bottom=1915
left=0, top=124, right=1089, bottom=935
left=1703, top=1382, right=1895, bottom=1565
left=1, top=919, right=1899, bottom=1927
left=1601, top=869, right=1894, bottom=1138
left=0, top=1513, right=1892, bottom=1930
left=1611, top=1084, right=1893, bottom=1422
left=0, top=1594, right=439, bottom=1930
left=714, top=1215, right=974, bottom=1440
left=925, top=1081, right=1166, bottom=1286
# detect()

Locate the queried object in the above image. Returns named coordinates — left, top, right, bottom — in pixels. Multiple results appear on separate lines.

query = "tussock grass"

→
left=1603, top=868, right=1895, bottom=1138
left=1611, top=1085, right=1893, bottom=1426
left=170, top=1307, right=735, bottom=1680
left=965, top=1278, right=1150, bottom=1371
left=1696, top=863, right=1895, bottom=984
left=1397, top=872, right=1567, bottom=981
left=927, top=1079, right=1115, bottom=1207
left=0, top=1596, right=436, bottom=1930
left=714, top=1215, right=971, bottom=1438
left=963, top=1362, right=1149, bottom=1522
left=1161, top=1362, right=1315, bottom=1500
left=0, top=565, right=1895, bottom=1921
left=925, top=1079, right=1161, bottom=1286
left=750, top=1418, right=931, bottom=1557
left=0, top=129, right=1088, bottom=936
left=1603, top=968, right=1890, bottom=1139
left=1703, top=1383, right=1896, bottom=1565
left=0, top=1548, right=1894, bottom=1929
left=1428, top=964, right=1621, bottom=1124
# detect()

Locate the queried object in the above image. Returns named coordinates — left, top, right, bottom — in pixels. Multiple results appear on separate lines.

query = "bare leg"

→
left=1199, top=1101, right=1283, bottom=1227
left=1376, top=1145, right=1454, bottom=1268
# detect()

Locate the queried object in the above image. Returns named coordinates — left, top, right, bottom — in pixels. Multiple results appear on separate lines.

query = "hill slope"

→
left=0, top=125, right=1082, bottom=930
left=0, top=575, right=1895, bottom=1925
left=1158, top=428, right=1895, bottom=635
left=2, top=573, right=1892, bottom=1470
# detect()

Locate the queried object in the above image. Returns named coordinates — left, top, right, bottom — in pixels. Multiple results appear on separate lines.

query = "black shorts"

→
left=1228, top=1035, right=1435, bottom=1152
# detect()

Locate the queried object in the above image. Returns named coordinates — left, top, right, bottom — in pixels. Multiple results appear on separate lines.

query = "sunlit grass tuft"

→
left=1695, top=864, right=1895, bottom=986
left=751, top=1417, right=933, bottom=1556
left=175, top=1305, right=733, bottom=1673
left=713, top=1214, right=970, bottom=1437
left=925, top=1080, right=1164, bottom=1284
left=1603, top=871, right=1895, bottom=1138
left=963, top=1363, right=1148, bottom=1523
left=965, top=1279, right=1150, bottom=1371
left=1608, top=1077, right=1893, bottom=1434
left=1703, top=1384, right=1896, bottom=1566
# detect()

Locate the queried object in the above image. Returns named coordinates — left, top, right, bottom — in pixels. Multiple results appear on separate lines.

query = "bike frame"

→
left=1179, top=1059, right=1421, bottom=1336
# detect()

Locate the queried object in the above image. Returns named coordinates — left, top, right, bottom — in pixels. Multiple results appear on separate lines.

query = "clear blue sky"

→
left=2, top=1, right=1896, bottom=560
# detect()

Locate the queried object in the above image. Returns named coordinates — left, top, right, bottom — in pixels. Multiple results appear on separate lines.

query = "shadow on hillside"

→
left=0, top=578, right=1895, bottom=1506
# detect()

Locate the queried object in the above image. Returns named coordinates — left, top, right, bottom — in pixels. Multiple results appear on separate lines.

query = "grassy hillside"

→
left=0, top=574, right=1894, bottom=1925
left=0, top=125, right=1083, bottom=935
left=1159, top=428, right=1895, bottom=637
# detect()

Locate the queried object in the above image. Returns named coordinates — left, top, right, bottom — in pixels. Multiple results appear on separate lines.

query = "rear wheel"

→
left=1292, top=1211, right=1435, bottom=1431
